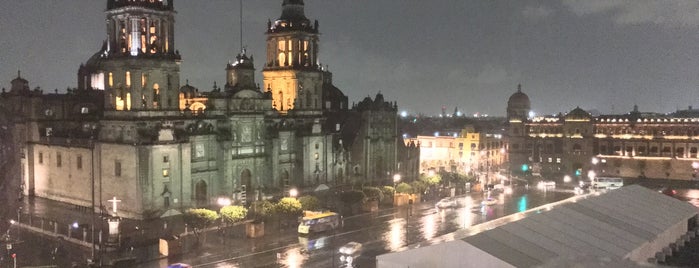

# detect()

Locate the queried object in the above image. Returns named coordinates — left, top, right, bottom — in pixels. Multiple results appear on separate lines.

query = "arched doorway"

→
left=241, top=169, right=252, bottom=203
left=195, top=180, right=207, bottom=206
left=280, top=170, right=289, bottom=189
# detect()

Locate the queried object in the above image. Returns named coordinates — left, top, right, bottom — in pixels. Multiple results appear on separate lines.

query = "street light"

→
left=289, top=188, right=298, bottom=198
left=217, top=197, right=232, bottom=207
left=393, top=174, right=401, bottom=188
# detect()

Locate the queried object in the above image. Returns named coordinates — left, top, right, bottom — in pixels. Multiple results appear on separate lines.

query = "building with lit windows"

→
left=1, top=0, right=417, bottom=219
left=507, top=85, right=699, bottom=182
left=406, top=126, right=506, bottom=183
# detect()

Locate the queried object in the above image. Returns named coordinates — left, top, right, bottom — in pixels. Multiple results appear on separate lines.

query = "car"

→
left=659, top=186, right=677, bottom=197
left=537, top=181, right=556, bottom=189
left=339, top=242, right=363, bottom=263
left=435, top=198, right=458, bottom=209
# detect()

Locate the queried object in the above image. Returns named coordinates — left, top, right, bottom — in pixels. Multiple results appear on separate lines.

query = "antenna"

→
left=239, top=0, right=243, bottom=54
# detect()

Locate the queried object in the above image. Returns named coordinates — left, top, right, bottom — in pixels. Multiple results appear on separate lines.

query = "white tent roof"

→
left=377, top=185, right=698, bottom=268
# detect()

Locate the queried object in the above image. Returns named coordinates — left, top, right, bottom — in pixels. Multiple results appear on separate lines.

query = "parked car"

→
left=435, top=198, right=458, bottom=209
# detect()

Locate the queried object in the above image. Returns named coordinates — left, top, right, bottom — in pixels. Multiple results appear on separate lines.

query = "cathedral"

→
left=1, top=0, right=418, bottom=219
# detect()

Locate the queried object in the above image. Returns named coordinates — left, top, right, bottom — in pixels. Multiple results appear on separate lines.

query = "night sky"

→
left=2, top=0, right=699, bottom=116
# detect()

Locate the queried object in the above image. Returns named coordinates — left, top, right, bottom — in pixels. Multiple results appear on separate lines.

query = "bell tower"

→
left=78, top=0, right=181, bottom=112
left=263, top=0, right=322, bottom=114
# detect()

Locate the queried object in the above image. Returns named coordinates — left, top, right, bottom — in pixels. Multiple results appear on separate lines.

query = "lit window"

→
left=108, top=72, right=113, bottom=87
left=125, top=71, right=131, bottom=87
left=81, top=107, right=89, bottom=114
left=556, top=158, right=561, bottom=163
left=163, top=169, right=169, bottom=177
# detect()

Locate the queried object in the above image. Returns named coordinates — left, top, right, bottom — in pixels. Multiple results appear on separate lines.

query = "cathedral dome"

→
left=107, top=0, right=173, bottom=11
left=507, top=86, right=530, bottom=109
left=269, top=0, right=317, bottom=33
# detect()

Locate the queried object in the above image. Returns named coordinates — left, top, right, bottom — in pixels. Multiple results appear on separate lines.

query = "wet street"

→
left=161, top=187, right=574, bottom=268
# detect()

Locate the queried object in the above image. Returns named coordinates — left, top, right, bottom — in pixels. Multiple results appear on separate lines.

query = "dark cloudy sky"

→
left=2, top=0, right=699, bottom=116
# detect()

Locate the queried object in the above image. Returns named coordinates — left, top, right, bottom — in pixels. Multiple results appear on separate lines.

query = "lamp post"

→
left=393, top=174, right=401, bottom=188
left=289, top=188, right=298, bottom=199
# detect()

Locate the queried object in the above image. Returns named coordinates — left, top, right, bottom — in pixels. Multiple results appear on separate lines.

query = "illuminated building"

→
left=507, top=85, right=699, bottom=181
left=406, top=126, right=505, bottom=183
left=1, top=0, right=416, bottom=219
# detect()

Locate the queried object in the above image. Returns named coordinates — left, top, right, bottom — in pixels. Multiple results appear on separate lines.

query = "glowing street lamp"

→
left=289, top=188, right=298, bottom=198
left=591, top=157, right=599, bottom=165
left=393, top=174, right=401, bottom=188
left=217, top=197, right=232, bottom=207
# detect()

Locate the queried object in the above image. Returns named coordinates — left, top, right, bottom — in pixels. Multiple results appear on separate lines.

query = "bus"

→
left=298, top=211, right=341, bottom=235
left=591, top=177, right=624, bottom=190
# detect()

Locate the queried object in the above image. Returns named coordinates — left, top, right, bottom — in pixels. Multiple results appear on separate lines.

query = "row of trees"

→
left=183, top=196, right=326, bottom=233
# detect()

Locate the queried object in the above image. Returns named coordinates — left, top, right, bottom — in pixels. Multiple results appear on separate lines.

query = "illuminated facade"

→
left=2, top=0, right=414, bottom=219
left=263, top=0, right=323, bottom=114
left=508, top=90, right=699, bottom=181
left=406, top=127, right=505, bottom=182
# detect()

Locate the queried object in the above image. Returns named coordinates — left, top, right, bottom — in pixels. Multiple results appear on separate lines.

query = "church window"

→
left=163, top=155, right=169, bottom=163
left=56, top=153, right=62, bottom=167
left=126, top=93, right=132, bottom=110
left=314, top=153, right=319, bottom=160
left=162, top=169, right=170, bottom=178
left=125, top=71, right=131, bottom=87
left=315, top=143, right=319, bottom=149
left=108, top=72, right=113, bottom=87
left=77, top=155, right=83, bottom=170
left=115, top=160, right=122, bottom=177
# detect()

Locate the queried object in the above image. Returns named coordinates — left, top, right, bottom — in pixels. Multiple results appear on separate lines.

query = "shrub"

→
left=219, top=205, right=247, bottom=225
left=362, top=186, right=384, bottom=202
left=298, top=195, right=321, bottom=211
left=381, top=186, right=395, bottom=198
left=275, top=197, right=303, bottom=218
left=248, top=200, right=275, bottom=222
left=411, top=180, right=428, bottom=194
left=183, top=208, right=219, bottom=231
left=395, top=182, right=413, bottom=194
left=340, top=190, right=367, bottom=204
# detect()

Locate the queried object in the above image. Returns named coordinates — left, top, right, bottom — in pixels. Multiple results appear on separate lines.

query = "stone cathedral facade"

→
left=1, top=0, right=418, bottom=219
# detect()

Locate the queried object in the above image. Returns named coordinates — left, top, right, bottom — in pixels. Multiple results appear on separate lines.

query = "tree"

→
left=275, top=197, right=303, bottom=218
left=395, top=182, right=413, bottom=194
left=183, top=208, right=219, bottom=231
left=420, top=173, right=442, bottom=186
left=340, top=190, right=366, bottom=204
left=381, top=186, right=395, bottom=198
left=298, top=195, right=320, bottom=211
left=219, top=205, right=247, bottom=225
left=248, top=200, right=275, bottom=222
left=410, top=180, right=428, bottom=194
left=362, top=186, right=384, bottom=202
left=183, top=208, right=219, bottom=244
